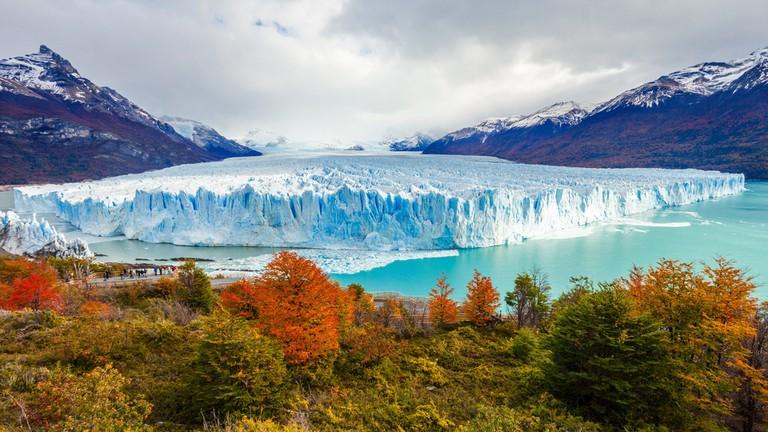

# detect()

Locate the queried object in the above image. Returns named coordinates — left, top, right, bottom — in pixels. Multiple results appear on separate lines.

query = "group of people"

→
left=101, top=265, right=178, bottom=281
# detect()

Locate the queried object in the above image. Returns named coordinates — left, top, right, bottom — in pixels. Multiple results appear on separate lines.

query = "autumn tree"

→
left=505, top=269, right=550, bottom=329
left=737, top=302, right=768, bottom=432
left=429, top=274, right=458, bottom=328
left=463, top=270, right=500, bottom=326
left=221, top=251, right=352, bottom=365
left=625, top=258, right=763, bottom=427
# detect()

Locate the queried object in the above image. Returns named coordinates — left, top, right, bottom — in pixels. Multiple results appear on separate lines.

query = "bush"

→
left=189, top=312, right=288, bottom=419
left=505, top=328, right=540, bottom=364
left=176, top=261, right=215, bottom=314
left=458, top=402, right=600, bottom=432
left=27, top=364, right=152, bottom=431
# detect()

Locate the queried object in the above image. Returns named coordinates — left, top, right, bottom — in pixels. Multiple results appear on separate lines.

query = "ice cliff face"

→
left=13, top=154, right=745, bottom=250
left=0, top=210, right=92, bottom=258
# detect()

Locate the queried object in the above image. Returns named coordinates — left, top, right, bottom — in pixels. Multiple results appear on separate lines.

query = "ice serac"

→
left=0, top=210, right=92, bottom=258
left=13, top=154, right=745, bottom=250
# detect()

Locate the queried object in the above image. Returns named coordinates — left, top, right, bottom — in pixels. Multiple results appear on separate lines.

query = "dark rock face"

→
left=425, top=48, right=768, bottom=179
left=0, top=45, right=257, bottom=185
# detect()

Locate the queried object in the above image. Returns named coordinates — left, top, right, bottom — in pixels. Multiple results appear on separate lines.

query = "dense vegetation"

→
left=0, top=252, right=766, bottom=431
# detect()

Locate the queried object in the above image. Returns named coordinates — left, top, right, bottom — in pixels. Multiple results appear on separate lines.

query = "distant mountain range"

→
left=425, top=47, right=768, bottom=179
left=0, top=45, right=258, bottom=185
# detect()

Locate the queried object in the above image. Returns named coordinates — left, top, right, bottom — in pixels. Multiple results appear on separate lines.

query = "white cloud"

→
left=1, top=0, right=766, bottom=143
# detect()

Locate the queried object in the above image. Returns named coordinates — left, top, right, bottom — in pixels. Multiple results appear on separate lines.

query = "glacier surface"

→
left=13, top=153, right=745, bottom=250
left=0, top=210, right=92, bottom=258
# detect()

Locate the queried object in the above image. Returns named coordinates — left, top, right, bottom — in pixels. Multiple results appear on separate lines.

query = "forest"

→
left=0, top=251, right=766, bottom=431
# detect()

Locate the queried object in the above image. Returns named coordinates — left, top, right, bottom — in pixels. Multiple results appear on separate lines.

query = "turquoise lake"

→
left=3, top=183, right=767, bottom=299
left=332, top=182, right=768, bottom=299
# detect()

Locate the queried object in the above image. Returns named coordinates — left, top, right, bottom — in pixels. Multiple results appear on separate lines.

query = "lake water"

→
left=3, top=183, right=767, bottom=299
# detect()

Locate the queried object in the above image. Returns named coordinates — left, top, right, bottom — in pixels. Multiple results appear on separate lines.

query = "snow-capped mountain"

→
left=439, top=101, right=591, bottom=144
left=428, top=101, right=594, bottom=157
left=594, top=47, right=768, bottom=113
left=381, top=133, right=435, bottom=151
left=426, top=46, right=768, bottom=178
left=0, top=45, right=252, bottom=184
left=0, top=210, right=91, bottom=258
left=160, top=116, right=259, bottom=158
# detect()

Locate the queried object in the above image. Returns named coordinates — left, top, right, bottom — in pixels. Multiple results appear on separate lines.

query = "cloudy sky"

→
left=1, top=0, right=767, bottom=144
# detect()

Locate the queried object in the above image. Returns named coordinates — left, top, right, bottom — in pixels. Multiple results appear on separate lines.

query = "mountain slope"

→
left=160, top=116, right=260, bottom=159
left=425, top=48, right=768, bottom=178
left=381, top=133, right=435, bottom=151
left=0, top=45, right=252, bottom=185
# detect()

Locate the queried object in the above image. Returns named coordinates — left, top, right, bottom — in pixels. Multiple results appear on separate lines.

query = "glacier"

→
left=0, top=210, right=92, bottom=258
left=12, top=153, right=745, bottom=251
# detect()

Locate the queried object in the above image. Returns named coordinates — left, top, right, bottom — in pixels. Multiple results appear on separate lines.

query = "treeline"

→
left=0, top=252, right=766, bottom=431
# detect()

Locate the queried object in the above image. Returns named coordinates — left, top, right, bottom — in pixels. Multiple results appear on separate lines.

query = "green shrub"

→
left=189, top=312, right=288, bottom=419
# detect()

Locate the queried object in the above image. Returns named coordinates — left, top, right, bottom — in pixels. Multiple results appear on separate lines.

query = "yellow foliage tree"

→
left=625, top=258, right=764, bottom=423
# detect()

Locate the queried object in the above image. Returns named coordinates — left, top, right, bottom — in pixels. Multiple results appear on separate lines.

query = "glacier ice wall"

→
left=13, top=154, right=745, bottom=250
left=0, top=210, right=92, bottom=258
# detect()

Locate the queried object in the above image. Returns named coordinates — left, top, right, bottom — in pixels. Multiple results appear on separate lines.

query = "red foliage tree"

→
left=463, top=269, right=499, bottom=326
left=428, top=274, right=458, bottom=327
left=0, top=258, right=61, bottom=311
left=4, top=273, right=62, bottom=311
left=221, top=251, right=353, bottom=365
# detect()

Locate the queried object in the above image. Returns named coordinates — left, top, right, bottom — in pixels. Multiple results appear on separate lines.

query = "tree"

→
left=28, top=364, right=152, bottom=431
left=189, top=312, right=287, bottom=418
left=505, top=269, right=550, bottom=329
left=428, top=274, right=458, bottom=328
left=0, top=258, right=62, bottom=312
left=737, top=302, right=768, bottom=432
left=548, top=276, right=595, bottom=327
left=346, top=283, right=375, bottom=326
left=463, top=270, right=499, bottom=326
left=625, top=258, right=762, bottom=425
left=221, top=251, right=352, bottom=365
left=176, top=260, right=214, bottom=313
left=3, top=273, right=61, bottom=311
left=547, top=286, right=681, bottom=427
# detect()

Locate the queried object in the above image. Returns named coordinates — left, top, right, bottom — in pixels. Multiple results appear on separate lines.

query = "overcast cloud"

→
left=1, top=0, right=767, bottom=143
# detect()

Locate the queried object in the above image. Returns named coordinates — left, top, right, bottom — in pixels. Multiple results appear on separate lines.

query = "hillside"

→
left=0, top=45, right=256, bottom=185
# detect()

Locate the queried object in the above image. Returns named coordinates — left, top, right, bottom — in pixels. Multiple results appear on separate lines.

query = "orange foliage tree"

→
left=625, top=258, right=763, bottom=422
left=221, top=251, right=353, bottom=365
left=0, top=258, right=61, bottom=311
left=463, top=270, right=499, bottom=326
left=428, top=274, right=458, bottom=327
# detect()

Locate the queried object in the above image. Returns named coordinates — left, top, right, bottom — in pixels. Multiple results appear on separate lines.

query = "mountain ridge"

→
left=425, top=46, right=768, bottom=178
left=0, top=45, right=257, bottom=185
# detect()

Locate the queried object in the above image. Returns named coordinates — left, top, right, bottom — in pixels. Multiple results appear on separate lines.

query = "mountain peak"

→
left=38, top=44, right=53, bottom=55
